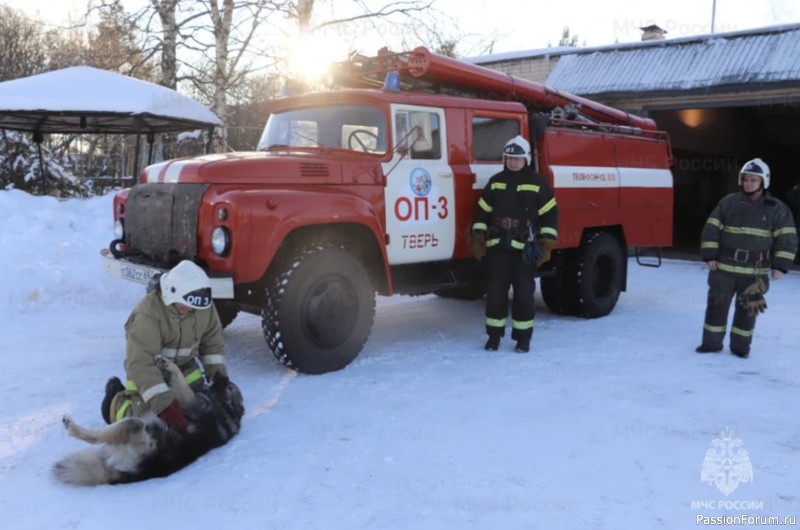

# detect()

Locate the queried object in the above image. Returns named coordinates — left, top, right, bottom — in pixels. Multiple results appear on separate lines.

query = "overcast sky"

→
left=6, top=0, right=800, bottom=55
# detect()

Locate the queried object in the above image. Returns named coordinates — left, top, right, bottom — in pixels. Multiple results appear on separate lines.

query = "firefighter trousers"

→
left=485, top=247, right=536, bottom=341
left=108, top=360, right=205, bottom=423
left=701, top=269, right=770, bottom=354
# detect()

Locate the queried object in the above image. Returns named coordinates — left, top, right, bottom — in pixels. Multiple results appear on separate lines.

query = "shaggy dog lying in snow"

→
left=53, top=355, right=244, bottom=485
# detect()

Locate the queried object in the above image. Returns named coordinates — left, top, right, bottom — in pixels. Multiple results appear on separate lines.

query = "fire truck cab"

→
left=102, top=47, right=673, bottom=374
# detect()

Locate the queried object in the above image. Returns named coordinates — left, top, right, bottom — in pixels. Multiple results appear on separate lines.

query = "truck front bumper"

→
left=100, top=248, right=234, bottom=299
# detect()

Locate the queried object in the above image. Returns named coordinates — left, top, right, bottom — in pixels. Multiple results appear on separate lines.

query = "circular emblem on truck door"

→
left=409, top=168, right=432, bottom=196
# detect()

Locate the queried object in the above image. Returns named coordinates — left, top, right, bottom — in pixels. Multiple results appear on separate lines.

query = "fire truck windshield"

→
left=258, top=104, right=387, bottom=154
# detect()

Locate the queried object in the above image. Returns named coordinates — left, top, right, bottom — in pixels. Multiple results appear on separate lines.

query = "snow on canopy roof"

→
left=0, top=66, right=221, bottom=134
left=544, top=23, right=800, bottom=97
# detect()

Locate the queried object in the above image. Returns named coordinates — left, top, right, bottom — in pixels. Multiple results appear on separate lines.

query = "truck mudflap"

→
left=100, top=248, right=234, bottom=299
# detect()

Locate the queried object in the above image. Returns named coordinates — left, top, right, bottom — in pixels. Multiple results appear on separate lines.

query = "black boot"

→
left=514, top=340, right=530, bottom=353
left=101, top=377, right=124, bottom=424
left=695, top=344, right=722, bottom=353
left=484, top=335, right=500, bottom=351
left=730, top=346, right=750, bottom=359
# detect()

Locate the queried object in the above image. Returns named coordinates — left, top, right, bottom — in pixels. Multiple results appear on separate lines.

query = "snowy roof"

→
left=546, top=24, right=800, bottom=97
left=469, top=23, right=800, bottom=98
left=0, top=66, right=221, bottom=134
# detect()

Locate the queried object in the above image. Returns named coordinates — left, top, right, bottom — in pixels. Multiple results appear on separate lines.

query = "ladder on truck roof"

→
left=331, top=46, right=659, bottom=133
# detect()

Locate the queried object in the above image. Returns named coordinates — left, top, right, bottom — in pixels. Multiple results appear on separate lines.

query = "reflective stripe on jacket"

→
left=124, top=290, right=227, bottom=414
left=472, top=166, right=559, bottom=249
left=700, top=192, right=798, bottom=274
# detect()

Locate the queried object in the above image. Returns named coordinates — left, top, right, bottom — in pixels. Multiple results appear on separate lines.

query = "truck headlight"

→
left=113, top=219, right=124, bottom=239
left=211, top=226, right=230, bottom=256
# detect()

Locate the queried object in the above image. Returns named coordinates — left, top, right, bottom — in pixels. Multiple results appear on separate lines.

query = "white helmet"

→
left=738, top=157, right=770, bottom=189
left=503, top=135, right=531, bottom=166
left=159, top=260, right=212, bottom=309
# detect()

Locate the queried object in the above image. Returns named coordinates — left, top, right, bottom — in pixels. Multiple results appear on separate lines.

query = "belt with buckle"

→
left=493, top=217, right=521, bottom=229
left=730, top=248, right=769, bottom=264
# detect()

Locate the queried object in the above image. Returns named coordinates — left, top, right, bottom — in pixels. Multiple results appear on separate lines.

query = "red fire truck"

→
left=102, top=47, right=673, bottom=374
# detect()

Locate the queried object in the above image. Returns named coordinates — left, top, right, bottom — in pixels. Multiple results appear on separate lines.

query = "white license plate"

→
left=119, top=263, right=159, bottom=285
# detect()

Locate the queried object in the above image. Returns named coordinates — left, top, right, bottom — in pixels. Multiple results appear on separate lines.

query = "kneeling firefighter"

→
left=470, top=135, right=559, bottom=353
left=101, top=260, right=230, bottom=431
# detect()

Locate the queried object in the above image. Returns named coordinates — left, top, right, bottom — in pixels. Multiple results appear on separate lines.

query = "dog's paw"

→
left=62, top=415, right=80, bottom=436
left=154, top=355, right=169, bottom=370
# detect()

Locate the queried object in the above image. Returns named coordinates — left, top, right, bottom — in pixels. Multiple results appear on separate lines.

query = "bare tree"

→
left=150, top=0, right=180, bottom=88
left=91, top=0, right=197, bottom=88
left=225, top=73, right=283, bottom=150
left=392, top=8, right=499, bottom=58
left=91, top=0, right=278, bottom=151
left=179, top=1, right=276, bottom=150
left=271, top=0, right=435, bottom=47
left=0, top=5, right=53, bottom=81
left=88, top=0, right=443, bottom=153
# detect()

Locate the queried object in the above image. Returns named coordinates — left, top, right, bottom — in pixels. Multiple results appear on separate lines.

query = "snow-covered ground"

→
left=1, top=190, right=798, bottom=530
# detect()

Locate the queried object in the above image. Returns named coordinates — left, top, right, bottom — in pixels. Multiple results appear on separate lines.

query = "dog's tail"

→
left=53, top=449, right=118, bottom=486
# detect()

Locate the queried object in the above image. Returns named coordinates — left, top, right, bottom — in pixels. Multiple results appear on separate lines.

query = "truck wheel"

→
left=540, top=250, right=578, bottom=316
left=574, top=232, right=624, bottom=318
left=262, top=245, right=376, bottom=374
left=213, top=300, right=239, bottom=329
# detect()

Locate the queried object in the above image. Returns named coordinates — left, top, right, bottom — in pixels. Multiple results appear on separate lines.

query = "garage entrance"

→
left=649, top=100, right=800, bottom=250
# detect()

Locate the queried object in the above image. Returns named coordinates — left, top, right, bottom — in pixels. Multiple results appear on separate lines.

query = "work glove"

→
left=204, top=364, right=228, bottom=380
left=536, top=238, right=557, bottom=267
left=209, top=371, right=230, bottom=388
left=158, top=399, right=187, bottom=432
left=470, top=232, right=486, bottom=261
left=737, top=278, right=767, bottom=317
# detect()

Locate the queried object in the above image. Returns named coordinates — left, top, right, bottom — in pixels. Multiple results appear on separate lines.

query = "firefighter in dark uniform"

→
left=471, top=135, right=558, bottom=353
left=696, top=158, right=797, bottom=358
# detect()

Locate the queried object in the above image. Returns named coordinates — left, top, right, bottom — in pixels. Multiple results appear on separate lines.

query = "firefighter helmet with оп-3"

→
left=503, top=135, right=531, bottom=166
left=738, top=157, right=770, bottom=190
left=160, top=260, right=213, bottom=309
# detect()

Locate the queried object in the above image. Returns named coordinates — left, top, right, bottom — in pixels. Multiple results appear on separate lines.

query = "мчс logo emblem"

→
left=409, top=168, right=432, bottom=196
left=700, top=428, right=753, bottom=496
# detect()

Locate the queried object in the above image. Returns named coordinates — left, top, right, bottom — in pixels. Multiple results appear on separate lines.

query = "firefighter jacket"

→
left=700, top=191, right=798, bottom=275
left=123, top=290, right=227, bottom=415
left=472, top=166, right=559, bottom=250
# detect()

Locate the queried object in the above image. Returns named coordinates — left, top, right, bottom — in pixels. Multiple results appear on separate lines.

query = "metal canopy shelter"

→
left=0, top=66, right=221, bottom=193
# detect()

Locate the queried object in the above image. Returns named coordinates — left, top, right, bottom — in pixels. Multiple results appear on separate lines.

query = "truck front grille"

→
left=124, top=183, right=208, bottom=266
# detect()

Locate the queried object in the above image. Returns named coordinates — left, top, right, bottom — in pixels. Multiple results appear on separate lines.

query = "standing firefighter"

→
left=101, top=260, right=229, bottom=430
left=696, top=158, right=797, bottom=358
left=471, top=135, right=558, bottom=353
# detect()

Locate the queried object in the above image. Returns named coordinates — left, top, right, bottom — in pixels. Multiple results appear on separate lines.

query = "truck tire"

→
left=540, top=249, right=578, bottom=316
left=574, top=232, right=624, bottom=318
left=262, top=244, right=376, bottom=374
left=213, top=300, right=239, bottom=329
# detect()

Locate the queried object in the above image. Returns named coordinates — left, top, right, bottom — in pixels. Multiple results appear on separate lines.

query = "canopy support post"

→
left=132, top=132, right=142, bottom=185
left=147, top=133, right=156, bottom=165
left=33, top=130, right=48, bottom=196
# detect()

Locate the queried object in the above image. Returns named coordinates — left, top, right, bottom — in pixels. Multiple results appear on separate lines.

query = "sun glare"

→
left=290, top=34, right=345, bottom=82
